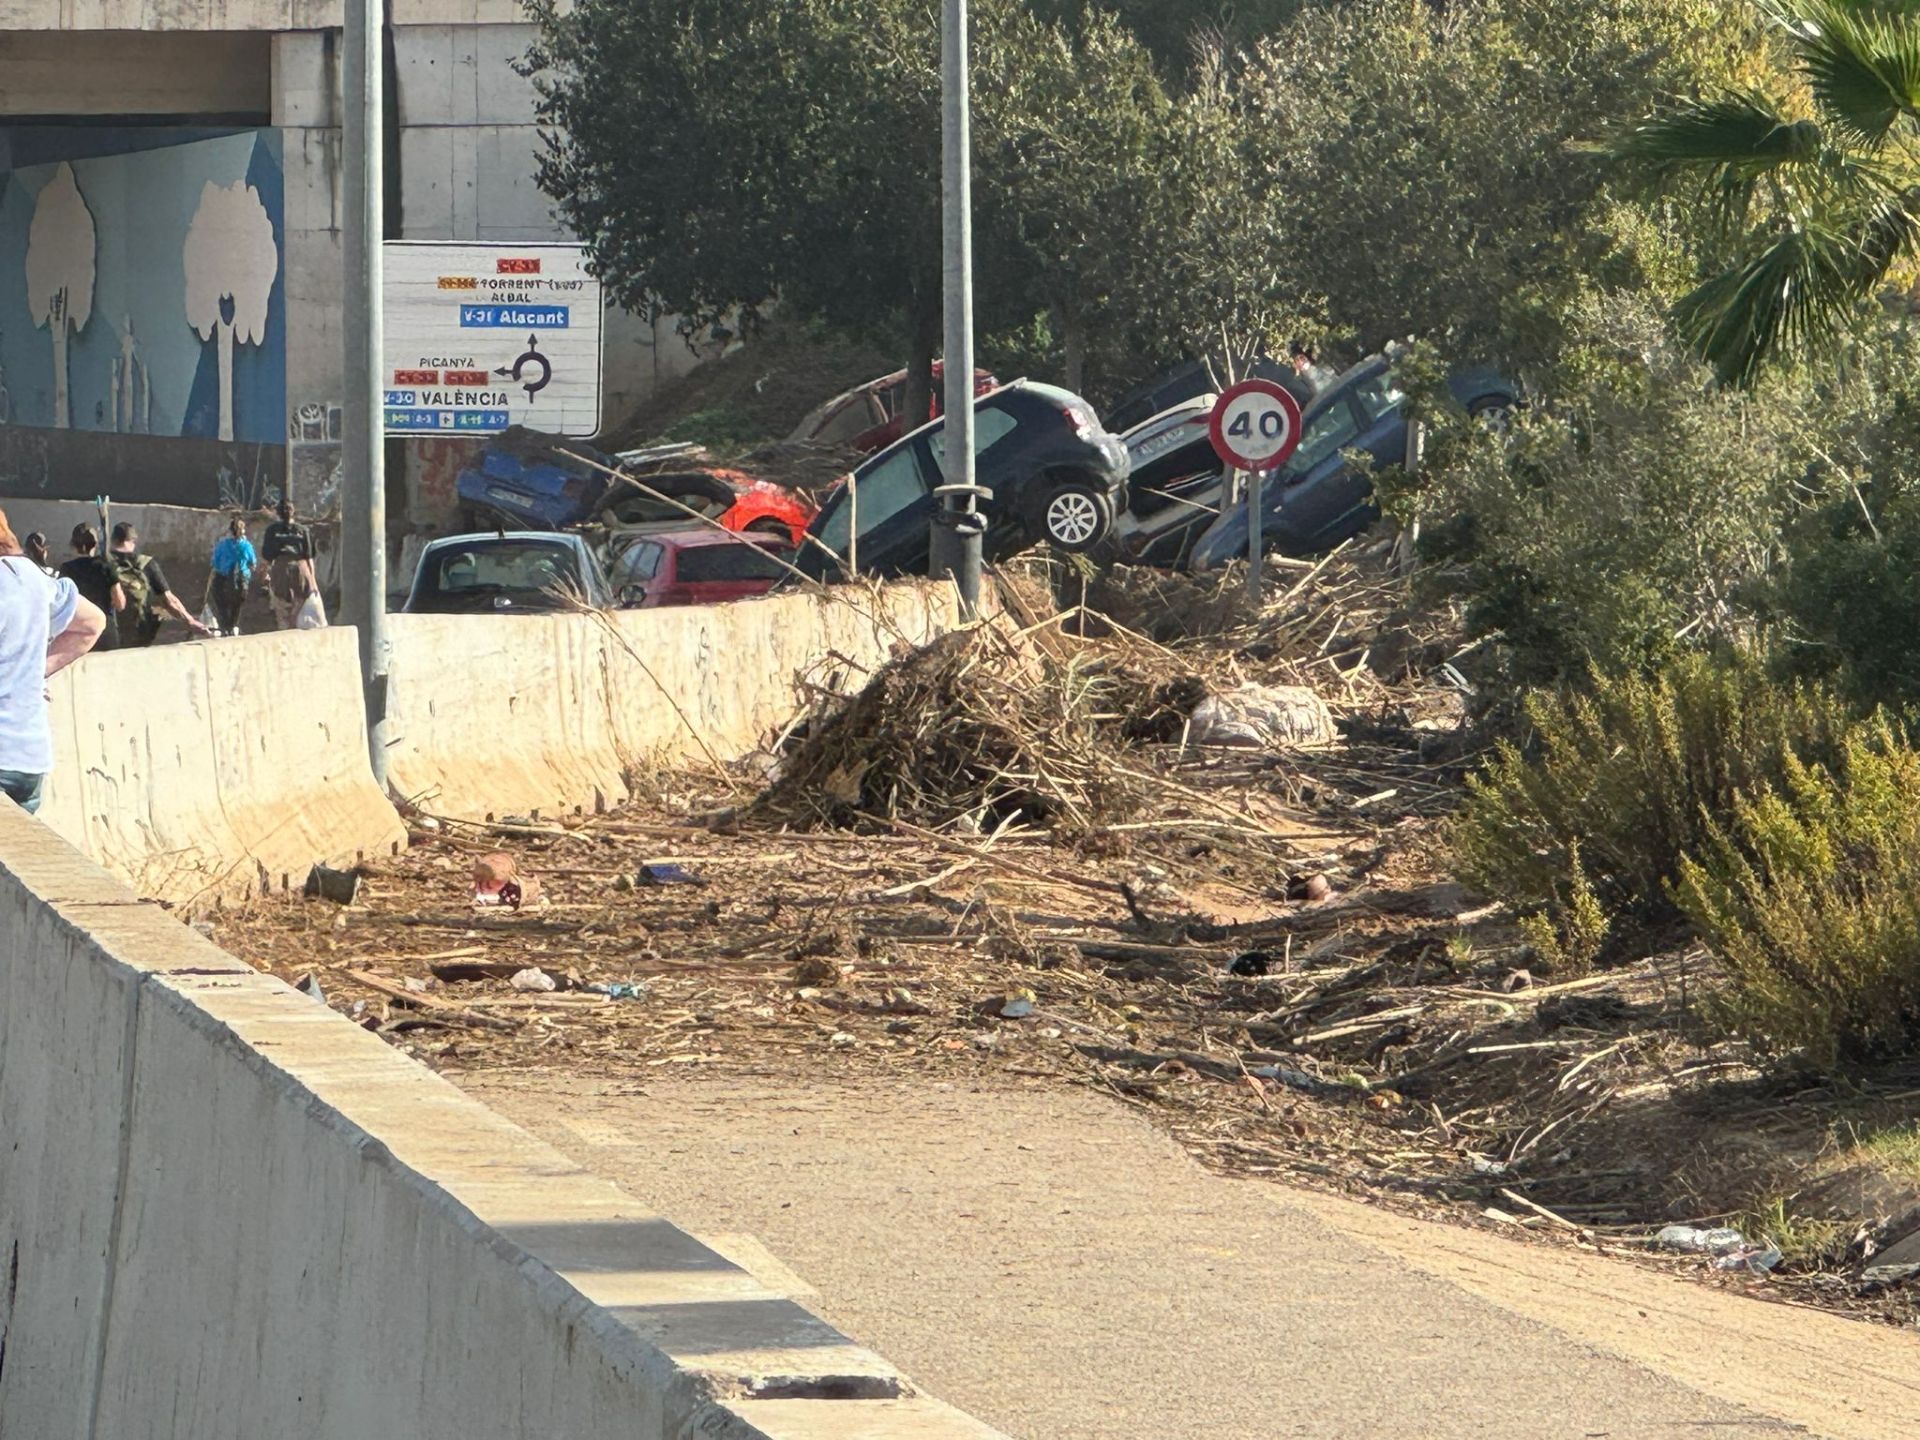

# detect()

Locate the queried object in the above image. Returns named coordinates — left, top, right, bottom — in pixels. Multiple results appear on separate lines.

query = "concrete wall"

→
left=37, top=624, right=401, bottom=903
left=387, top=583, right=961, bottom=819
left=21, top=579, right=961, bottom=901
left=0, top=804, right=1004, bottom=1440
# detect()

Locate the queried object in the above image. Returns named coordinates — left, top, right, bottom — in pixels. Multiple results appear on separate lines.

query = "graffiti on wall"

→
left=0, top=127, right=287, bottom=505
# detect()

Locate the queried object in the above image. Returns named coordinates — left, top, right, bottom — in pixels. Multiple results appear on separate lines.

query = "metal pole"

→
left=343, top=0, right=390, bottom=788
left=1246, top=466, right=1264, bottom=604
left=933, top=0, right=984, bottom=616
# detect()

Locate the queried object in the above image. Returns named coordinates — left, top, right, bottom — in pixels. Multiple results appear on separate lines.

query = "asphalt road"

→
left=460, top=1072, right=1920, bottom=1440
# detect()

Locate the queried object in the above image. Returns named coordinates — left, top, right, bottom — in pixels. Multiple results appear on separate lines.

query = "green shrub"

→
left=1675, top=729, right=1920, bottom=1066
left=1454, top=652, right=1860, bottom=932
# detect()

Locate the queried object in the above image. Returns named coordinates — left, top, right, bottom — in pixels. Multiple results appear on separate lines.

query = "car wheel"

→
left=1038, top=482, right=1112, bottom=553
left=1468, top=396, right=1516, bottom=433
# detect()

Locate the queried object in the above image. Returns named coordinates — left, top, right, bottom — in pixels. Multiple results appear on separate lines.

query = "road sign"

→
left=382, top=242, right=604, bottom=438
left=1208, top=378, right=1303, bottom=472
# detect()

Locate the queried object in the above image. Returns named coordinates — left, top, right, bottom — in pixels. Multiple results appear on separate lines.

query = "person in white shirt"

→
left=0, top=506, right=106, bottom=815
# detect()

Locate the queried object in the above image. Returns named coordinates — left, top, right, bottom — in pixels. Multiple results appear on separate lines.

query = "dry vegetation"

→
left=208, top=543, right=1920, bottom=1325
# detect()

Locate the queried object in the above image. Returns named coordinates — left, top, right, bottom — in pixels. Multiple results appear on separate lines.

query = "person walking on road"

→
left=0, top=507, right=105, bottom=814
left=209, top=516, right=257, bottom=636
left=259, top=499, right=318, bottom=630
left=108, top=522, right=210, bottom=648
left=57, top=524, right=124, bottom=653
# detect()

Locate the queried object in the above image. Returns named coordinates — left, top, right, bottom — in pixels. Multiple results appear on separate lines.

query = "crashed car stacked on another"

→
left=455, top=426, right=814, bottom=545
left=795, top=379, right=1130, bottom=580
left=1105, top=352, right=1517, bottom=569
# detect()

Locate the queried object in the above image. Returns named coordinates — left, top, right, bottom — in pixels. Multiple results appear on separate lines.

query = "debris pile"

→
left=757, top=623, right=1151, bottom=832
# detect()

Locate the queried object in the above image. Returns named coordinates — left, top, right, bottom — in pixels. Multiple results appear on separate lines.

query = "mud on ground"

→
left=208, top=549, right=1920, bottom=1328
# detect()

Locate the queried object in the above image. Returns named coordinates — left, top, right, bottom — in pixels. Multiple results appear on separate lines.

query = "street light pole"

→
left=932, top=0, right=985, bottom=617
left=343, top=0, right=391, bottom=788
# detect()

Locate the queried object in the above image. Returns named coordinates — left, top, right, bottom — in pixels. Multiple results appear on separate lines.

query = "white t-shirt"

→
left=0, top=554, right=79, bottom=775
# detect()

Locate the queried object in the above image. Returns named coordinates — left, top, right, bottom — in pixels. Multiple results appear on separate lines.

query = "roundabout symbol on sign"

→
left=496, top=333, right=553, bottom=401
left=1208, top=378, right=1304, bottom=472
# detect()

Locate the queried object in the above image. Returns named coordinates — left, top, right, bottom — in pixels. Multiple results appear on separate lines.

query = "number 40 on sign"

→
left=1208, top=378, right=1304, bottom=473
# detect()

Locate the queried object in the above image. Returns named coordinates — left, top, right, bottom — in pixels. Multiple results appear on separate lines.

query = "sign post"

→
left=381, top=242, right=605, bottom=438
left=1207, top=379, right=1304, bottom=603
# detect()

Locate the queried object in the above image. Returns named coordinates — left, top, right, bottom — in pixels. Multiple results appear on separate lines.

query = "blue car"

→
left=1187, top=355, right=1515, bottom=568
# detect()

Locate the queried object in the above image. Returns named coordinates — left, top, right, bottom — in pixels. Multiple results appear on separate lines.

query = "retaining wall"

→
left=39, top=626, right=407, bottom=904
left=385, top=583, right=961, bottom=821
left=0, top=805, right=1002, bottom=1439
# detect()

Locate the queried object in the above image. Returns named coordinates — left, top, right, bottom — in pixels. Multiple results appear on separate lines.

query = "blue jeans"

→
left=0, top=770, right=45, bottom=815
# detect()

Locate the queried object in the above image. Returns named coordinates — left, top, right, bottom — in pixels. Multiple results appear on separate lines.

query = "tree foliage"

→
left=1615, top=0, right=1920, bottom=384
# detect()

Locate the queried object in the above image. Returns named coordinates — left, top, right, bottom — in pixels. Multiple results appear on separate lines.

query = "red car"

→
left=603, top=467, right=815, bottom=547
left=608, top=529, right=792, bottom=609
left=790, top=364, right=999, bottom=455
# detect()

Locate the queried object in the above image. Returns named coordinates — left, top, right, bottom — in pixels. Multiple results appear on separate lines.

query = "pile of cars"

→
left=403, top=347, right=1515, bottom=615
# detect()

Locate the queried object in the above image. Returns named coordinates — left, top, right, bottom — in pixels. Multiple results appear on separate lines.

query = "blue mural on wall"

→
left=0, top=127, right=287, bottom=505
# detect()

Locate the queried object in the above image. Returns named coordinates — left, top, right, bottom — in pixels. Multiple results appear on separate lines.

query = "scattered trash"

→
left=1469, top=1155, right=1510, bottom=1177
left=472, top=852, right=541, bottom=909
left=510, top=967, right=558, bottom=993
left=1187, top=683, right=1336, bottom=749
left=1861, top=1261, right=1920, bottom=1292
left=304, top=864, right=360, bottom=905
left=1302, top=874, right=1333, bottom=904
left=830, top=1030, right=856, bottom=1048
left=295, top=972, right=327, bottom=1005
left=985, top=988, right=1037, bottom=1020
left=635, top=863, right=705, bottom=887
left=1500, top=968, right=1535, bottom=993
left=586, top=981, right=648, bottom=1000
left=1229, top=950, right=1278, bottom=977
left=1655, top=1225, right=1748, bottom=1256
left=1717, top=1245, right=1782, bottom=1275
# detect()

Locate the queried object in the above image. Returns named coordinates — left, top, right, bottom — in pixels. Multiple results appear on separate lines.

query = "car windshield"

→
left=675, top=544, right=790, bottom=583
left=420, top=541, right=585, bottom=604
left=1281, top=400, right=1362, bottom=478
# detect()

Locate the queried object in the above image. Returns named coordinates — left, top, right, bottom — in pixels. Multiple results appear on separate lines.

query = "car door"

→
left=804, top=440, right=939, bottom=578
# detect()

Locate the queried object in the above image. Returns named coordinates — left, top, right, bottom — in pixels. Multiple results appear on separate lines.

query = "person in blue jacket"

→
left=209, top=516, right=257, bottom=636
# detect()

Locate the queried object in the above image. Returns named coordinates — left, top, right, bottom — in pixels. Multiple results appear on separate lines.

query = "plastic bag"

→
left=198, top=603, right=222, bottom=636
left=294, top=592, right=328, bottom=630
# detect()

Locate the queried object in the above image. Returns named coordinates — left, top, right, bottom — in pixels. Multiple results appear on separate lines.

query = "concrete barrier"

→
left=386, top=583, right=962, bottom=821
left=38, top=626, right=406, bottom=905
left=0, top=804, right=1005, bottom=1440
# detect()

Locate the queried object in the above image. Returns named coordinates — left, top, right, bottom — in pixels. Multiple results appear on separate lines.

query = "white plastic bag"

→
left=294, top=592, right=328, bottom=630
left=198, top=603, right=222, bottom=636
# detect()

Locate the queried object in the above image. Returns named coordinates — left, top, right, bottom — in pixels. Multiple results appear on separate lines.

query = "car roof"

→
left=422, top=530, right=584, bottom=550
left=1123, top=395, right=1217, bottom=445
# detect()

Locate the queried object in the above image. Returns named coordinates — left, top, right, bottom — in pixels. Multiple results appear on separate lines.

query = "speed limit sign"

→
left=1208, top=379, right=1304, bottom=472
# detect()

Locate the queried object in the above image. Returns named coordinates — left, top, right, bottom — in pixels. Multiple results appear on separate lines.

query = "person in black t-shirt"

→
left=107, top=522, right=210, bottom=647
left=57, top=523, right=125, bottom=653
left=259, top=499, right=317, bottom=629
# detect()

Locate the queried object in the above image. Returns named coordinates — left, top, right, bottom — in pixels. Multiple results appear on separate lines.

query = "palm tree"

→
left=1613, top=0, right=1920, bottom=385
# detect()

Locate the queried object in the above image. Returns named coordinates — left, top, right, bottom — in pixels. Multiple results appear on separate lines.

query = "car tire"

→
left=744, top=517, right=791, bottom=537
left=1468, top=395, right=1516, bottom=432
left=1036, top=480, right=1113, bottom=553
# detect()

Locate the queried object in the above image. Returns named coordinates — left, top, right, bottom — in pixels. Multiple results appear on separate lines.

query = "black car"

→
left=795, top=380, right=1131, bottom=580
